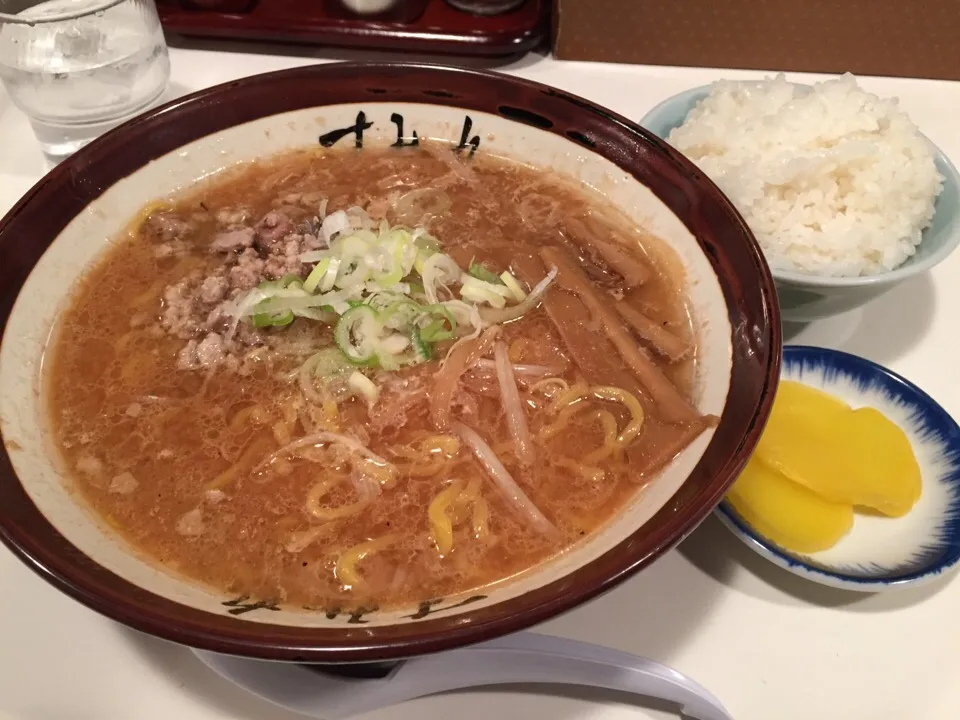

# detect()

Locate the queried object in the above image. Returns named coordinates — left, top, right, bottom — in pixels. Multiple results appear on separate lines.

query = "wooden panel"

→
left=554, top=0, right=960, bottom=81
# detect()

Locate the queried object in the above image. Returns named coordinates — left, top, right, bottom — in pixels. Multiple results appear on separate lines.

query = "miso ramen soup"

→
left=45, top=143, right=712, bottom=612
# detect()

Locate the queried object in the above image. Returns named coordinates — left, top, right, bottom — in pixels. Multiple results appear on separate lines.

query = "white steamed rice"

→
left=667, top=73, right=943, bottom=277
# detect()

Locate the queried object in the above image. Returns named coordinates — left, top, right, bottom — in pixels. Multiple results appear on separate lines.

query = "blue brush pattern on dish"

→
left=716, top=345, right=960, bottom=591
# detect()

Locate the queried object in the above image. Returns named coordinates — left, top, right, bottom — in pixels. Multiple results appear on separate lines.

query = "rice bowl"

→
left=641, top=77, right=960, bottom=322
left=667, top=74, right=943, bottom=279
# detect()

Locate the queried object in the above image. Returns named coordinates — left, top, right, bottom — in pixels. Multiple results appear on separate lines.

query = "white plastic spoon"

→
left=195, top=631, right=733, bottom=720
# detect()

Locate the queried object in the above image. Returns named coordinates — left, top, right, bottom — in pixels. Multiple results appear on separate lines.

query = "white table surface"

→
left=2, top=42, right=959, bottom=720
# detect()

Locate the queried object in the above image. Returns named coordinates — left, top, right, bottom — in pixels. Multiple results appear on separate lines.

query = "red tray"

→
left=157, top=0, right=549, bottom=58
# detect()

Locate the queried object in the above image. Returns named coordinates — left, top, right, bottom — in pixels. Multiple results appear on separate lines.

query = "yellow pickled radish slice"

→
left=755, top=380, right=851, bottom=473
left=842, top=407, right=922, bottom=517
left=755, top=380, right=921, bottom=518
left=728, top=457, right=854, bottom=553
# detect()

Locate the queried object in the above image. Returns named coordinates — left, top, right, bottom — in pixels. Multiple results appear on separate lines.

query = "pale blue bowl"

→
left=640, top=85, right=960, bottom=323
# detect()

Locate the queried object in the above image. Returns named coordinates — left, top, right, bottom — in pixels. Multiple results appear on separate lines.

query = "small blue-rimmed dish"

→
left=716, top=345, right=960, bottom=591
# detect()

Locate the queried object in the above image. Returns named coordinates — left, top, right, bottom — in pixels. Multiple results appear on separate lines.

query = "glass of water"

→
left=0, top=0, right=170, bottom=163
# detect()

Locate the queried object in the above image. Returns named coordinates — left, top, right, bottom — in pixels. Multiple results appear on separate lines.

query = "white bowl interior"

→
left=0, top=103, right=733, bottom=627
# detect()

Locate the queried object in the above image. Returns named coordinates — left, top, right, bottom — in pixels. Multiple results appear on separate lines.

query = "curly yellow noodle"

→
left=546, top=384, right=646, bottom=448
left=393, top=434, right=460, bottom=460
left=397, top=458, right=458, bottom=477
left=335, top=534, right=399, bottom=589
left=590, top=387, right=645, bottom=446
left=297, top=405, right=317, bottom=434
left=281, top=398, right=301, bottom=426
left=206, top=436, right=275, bottom=490
left=394, top=434, right=461, bottom=478
left=425, top=435, right=460, bottom=456
left=360, top=458, right=398, bottom=487
left=462, top=476, right=483, bottom=501
left=272, top=420, right=292, bottom=447
left=539, top=405, right=579, bottom=440
left=128, top=200, right=173, bottom=237
left=428, top=479, right=466, bottom=555
left=285, top=524, right=334, bottom=554
left=555, top=457, right=605, bottom=482
left=449, top=477, right=483, bottom=525
left=305, top=476, right=370, bottom=522
left=529, top=377, right=570, bottom=398
left=322, top=398, right=340, bottom=427
left=302, top=393, right=339, bottom=432
left=472, top=497, right=489, bottom=539
left=228, top=405, right=268, bottom=433
left=549, top=382, right=590, bottom=413
left=582, top=409, right=621, bottom=465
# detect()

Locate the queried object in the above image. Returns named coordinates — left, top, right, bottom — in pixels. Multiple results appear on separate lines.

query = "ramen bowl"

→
left=0, top=63, right=780, bottom=663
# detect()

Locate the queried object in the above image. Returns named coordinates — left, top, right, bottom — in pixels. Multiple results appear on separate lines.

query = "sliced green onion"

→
left=320, top=257, right=340, bottom=292
left=251, top=310, right=295, bottom=327
left=370, top=281, right=411, bottom=296
left=468, top=262, right=503, bottom=285
left=277, top=274, right=303, bottom=289
left=418, top=319, right=447, bottom=342
left=379, top=333, right=411, bottom=355
left=296, top=307, right=337, bottom=322
left=407, top=281, right=426, bottom=298
left=334, top=233, right=371, bottom=261
left=421, top=253, right=463, bottom=305
left=412, top=233, right=440, bottom=274
left=413, top=229, right=440, bottom=251
left=418, top=304, right=457, bottom=341
left=413, top=248, right=437, bottom=275
left=365, top=292, right=405, bottom=313
left=334, top=305, right=382, bottom=364
left=367, top=243, right=405, bottom=288
left=336, top=257, right=371, bottom=290
left=300, top=250, right=330, bottom=264
left=321, top=209, right=350, bottom=245
left=345, top=230, right=378, bottom=248
left=252, top=291, right=343, bottom=316
left=479, top=266, right=558, bottom=326
left=312, top=347, right=354, bottom=380
left=461, top=275, right=512, bottom=309
left=500, top=271, right=527, bottom=302
left=382, top=228, right=418, bottom=277
left=304, top=257, right=332, bottom=293
left=411, top=326, right=433, bottom=362
left=377, top=296, right=422, bottom=330
left=348, top=371, right=380, bottom=406
left=232, top=212, right=533, bottom=375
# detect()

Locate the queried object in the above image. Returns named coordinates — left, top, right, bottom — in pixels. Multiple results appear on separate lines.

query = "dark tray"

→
left=157, top=0, right=549, bottom=58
